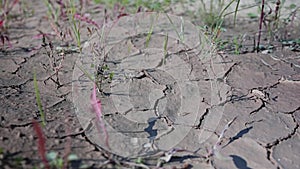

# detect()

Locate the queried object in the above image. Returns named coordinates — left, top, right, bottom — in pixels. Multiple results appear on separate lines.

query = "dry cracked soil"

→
left=0, top=0, right=299, bottom=169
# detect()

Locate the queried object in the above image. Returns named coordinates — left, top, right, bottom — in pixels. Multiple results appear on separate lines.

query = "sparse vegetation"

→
left=256, top=0, right=300, bottom=51
left=0, top=0, right=19, bottom=47
left=0, top=0, right=299, bottom=168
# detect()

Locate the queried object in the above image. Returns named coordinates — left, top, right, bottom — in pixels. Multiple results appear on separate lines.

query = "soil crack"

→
left=2, top=119, right=55, bottom=129
left=194, top=108, right=209, bottom=129
left=249, top=100, right=266, bottom=115
left=221, top=62, right=240, bottom=83
left=265, top=114, right=299, bottom=149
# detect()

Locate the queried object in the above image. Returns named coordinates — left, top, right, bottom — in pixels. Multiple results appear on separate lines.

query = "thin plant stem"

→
left=165, top=13, right=183, bottom=42
left=163, top=33, right=168, bottom=65
left=33, top=70, right=46, bottom=126
left=32, top=120, right=49, bottom=169
left=257, top=0, right=265, bottom=52
left=145, top=13, right=158, bottom=47
left=233, top=0, right=240, bottom=26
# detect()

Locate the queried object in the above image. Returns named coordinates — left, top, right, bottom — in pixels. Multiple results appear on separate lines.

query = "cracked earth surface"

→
left=1, top=1, right=300, bottom=169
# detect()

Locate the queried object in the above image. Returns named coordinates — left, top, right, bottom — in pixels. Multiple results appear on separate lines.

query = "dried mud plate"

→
left=72, top=12, right=228, bottom=158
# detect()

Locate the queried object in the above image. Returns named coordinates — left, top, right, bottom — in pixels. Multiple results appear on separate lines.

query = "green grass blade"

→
left=163, top=33, right=168, bottom=65
left=72, top=22, right=81, bottom=50
left=218, top=0, right=236, bottom=18
left=233, top=0, right=240, bottom=26
left=145, top=13, right=159, bottom=48
left=165, top=13, right=183, bottom=42
left=33, top=70, right=46, bottom=127
left=76, top=63, right=95, bottom=82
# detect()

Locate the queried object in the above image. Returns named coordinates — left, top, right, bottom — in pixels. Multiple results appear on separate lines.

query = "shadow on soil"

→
left=230, top=155, right=252, bottom=169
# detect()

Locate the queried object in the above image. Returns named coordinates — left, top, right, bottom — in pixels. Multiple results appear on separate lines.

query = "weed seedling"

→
left=41, top=37, right=64, bottom=88
left=165, top=13, right=184, bottom=42
left=145, top=13, right=158, bottom=47
left=0, top=0, right=19, bottom=28
left=255, top=0, right=298, bottom=51
left=233, top=36, right=241, bottom=54
left=198, top=0, right=240, bottom=43
left=33, top=70, right=46, bottom=126
left=163, top=33, right=168, bottom=65
left=0, top=0, right=19, bottom=47
left=91, top=84, right=110, bottom=149
left=43, top=0, right=60, bottom=24
left=32, top=120, right=49, bottom=169
left=68, top=0, right=82, bottom=52
left=46, top=151, right=80, bottom=169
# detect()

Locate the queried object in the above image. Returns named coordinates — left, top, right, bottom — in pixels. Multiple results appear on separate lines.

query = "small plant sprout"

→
left=165, top=13, right=184, bottom=43
left=68, top=0, right=81, bottom=52
left=213, top=0, right=239, bottom=40
left=0, top=0, right=19, bottom=28
left=41, top=37, right=65, bottom=88
left=46, top=151, right=79, bottom=169
left=91, top=84, right=110, bottom=149
left=198, top=0, right=240, bottom=42
left=32, top=120, right=49, bottom=169
left=46, top=151, right=63, bottom=168
left=233, top=36, right=241, bottom=54
left=33, top=120, right=81, bottom=169
left=256, top=0, right=297, bottom=50
left=180, top=16, right=184, bottom=41
left=33, top=70, right=46, bottom=126
left=145, top=13, right=158, bottom=48
left=247, top=12, right=258, bottom=19
left=109, top=72, right=114, bottom=81
left=95, top=64, right=113, bottom=92
left=257, top=0, right=264, bottom=52
left=163, top=33, right=168, bottom=65
left=0, top=0, right=19, bottom=47
left=76, top=62, right=112, bottom=93
left=43, top=0, right=59, bottom=24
